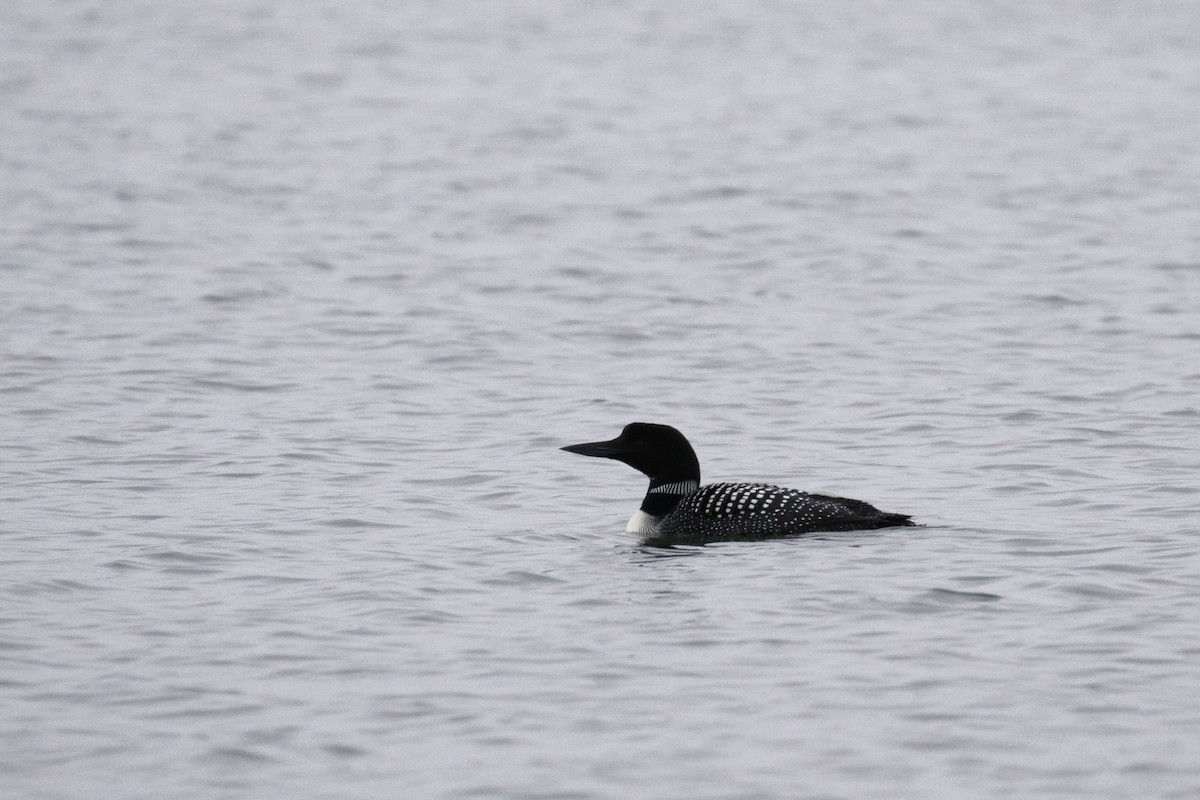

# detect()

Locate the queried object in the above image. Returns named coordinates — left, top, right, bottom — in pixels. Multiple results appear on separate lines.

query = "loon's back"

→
left=655, top=482, right=914, bottom=543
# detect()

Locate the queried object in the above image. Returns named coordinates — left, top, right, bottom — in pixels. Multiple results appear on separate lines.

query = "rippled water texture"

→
left=3, top=2, right=1199, bottom=798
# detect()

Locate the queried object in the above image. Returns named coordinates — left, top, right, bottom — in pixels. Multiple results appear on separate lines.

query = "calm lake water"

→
left=3, top=2, right=1199, bottom=798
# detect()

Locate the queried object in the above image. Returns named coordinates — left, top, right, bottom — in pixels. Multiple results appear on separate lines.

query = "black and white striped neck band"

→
left=649, top=480, right=699, bottom=495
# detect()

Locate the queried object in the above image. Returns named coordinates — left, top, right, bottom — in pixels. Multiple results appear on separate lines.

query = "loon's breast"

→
left=653, top=482, right=913, bottom=543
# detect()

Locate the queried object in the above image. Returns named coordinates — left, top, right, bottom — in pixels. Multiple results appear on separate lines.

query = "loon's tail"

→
left=811, top=494, right=916, bottom=529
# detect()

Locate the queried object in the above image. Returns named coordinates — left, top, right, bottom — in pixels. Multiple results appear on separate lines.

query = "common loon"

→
left=561, top=422, right=914, bottom=543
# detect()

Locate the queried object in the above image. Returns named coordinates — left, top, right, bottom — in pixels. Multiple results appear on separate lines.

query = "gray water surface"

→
left=3, top=2, right=1199, bottom=799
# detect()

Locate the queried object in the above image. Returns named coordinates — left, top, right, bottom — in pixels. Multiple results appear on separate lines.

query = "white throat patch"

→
left=626, top=510, right=664, bottom=535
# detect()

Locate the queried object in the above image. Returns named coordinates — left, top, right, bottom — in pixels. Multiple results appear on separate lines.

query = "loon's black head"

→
left=561, top=422, right=700, bottom=483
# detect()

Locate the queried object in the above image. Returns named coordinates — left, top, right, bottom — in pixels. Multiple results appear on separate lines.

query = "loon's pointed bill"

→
left=560, top=438, right=623, bottom=459
left=561, top=422, right=915, bottom=544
